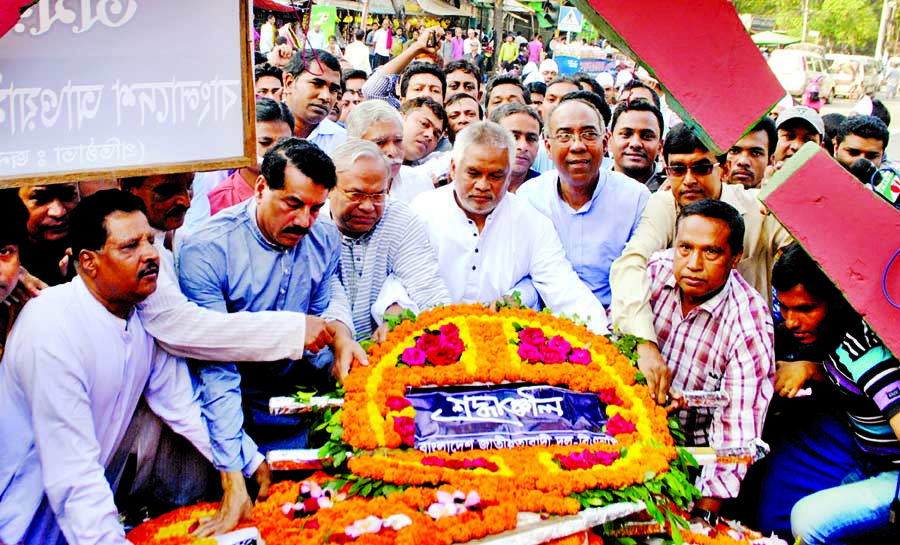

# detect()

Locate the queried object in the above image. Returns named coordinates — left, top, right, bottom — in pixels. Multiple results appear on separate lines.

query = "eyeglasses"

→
left=339, top=188, right=388, bottom=205
left=549, top=130, right=602, bottom=145
left=665, top=162, right=716, bottom=178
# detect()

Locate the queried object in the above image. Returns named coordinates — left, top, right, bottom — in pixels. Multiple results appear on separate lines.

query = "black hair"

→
left=559, top=90, right=611, bottom=126
left=354, top=29, right=365, bottom=41
left=400, top=61, right=447, bottom=98
left=526, top=81, right=546, bottom=97
left=254, top=63, right=283, bottom=83
left=342, top=68, right=368, bottom=83
left=546, top=75, right=580, bottom=89
left=260, top=137, right=337, bottom=190
left=445, top=59, right=482, bottom=88
left=871, top=98, right=891, bottom=127
left=400, top=96, right=448, bottom=133
left=486, top=74, right=531, bottom=105
left=256, top=97, right=295, bottom=133
left=610, top=98, right=664, bottom=135
left=573, top=72, right=604, bottom=96
left=284, top=48, right=342, bottom=80
left=746, top=116, right=777, bottom=157
left=444, top=92, right=484, bottom=119
left=663, top=123, right=709, bottom=163
left=773, top=243, right=843, bottom=305
left=676, top=199, right=745, bottom=255
left=821, top=113, right=846, bottom=156
left=69, top=189, right=147, bottom=258
left=489, top=102, right=543, bottom=133
left=0, top=189, right=28, bottom=249
left=836, top=115, right=890, bottom=150
left=275, top=36, right=288, bottom=46
left=619, top=79, right=661, bottom=109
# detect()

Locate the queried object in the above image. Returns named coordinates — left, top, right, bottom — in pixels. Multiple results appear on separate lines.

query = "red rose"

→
left=439, top=323, right=460, bottom=338
left=607, top=414, right=636, bottom=435
left=416, top=332, right=442, bottom=351
left=517, top=343, right=542, bottom=363
left=539, top=345, right=567, bottom=364
left=548, top=335, right=572, bottom=355
left=568, top=348, right=592, bottom=365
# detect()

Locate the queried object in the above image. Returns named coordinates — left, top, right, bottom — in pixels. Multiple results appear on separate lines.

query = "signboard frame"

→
left=0, top=0, right=256, bottom=188
left=557, top=6, right=583, bottom=33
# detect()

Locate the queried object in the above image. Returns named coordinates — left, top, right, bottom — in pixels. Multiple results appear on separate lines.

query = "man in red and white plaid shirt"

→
left=646, top=199, right=775, bottom=527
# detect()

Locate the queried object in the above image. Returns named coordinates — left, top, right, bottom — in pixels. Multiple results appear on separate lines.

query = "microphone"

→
left=849, top=158, right=877, bottom=186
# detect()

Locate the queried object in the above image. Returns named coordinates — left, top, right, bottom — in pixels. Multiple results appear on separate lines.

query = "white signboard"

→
left=558, top=6, right=584, bottom=33
left=0, top=0, right=254, bottom=186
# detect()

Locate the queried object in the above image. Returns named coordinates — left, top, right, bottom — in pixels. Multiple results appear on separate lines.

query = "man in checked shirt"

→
left=645, top=199, right=775, bottom=529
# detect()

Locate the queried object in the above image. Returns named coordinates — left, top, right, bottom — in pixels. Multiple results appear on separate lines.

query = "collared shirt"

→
left=391, top=165, right=435, bottom=203
left=183, top=169, right=229, bottom=231
left=306, top=117, right=347, bottom=156
left=373, top=28, right=392, bottom=56
left=608, top=161, right=667, bottom=193
left=648, top=250, right=774, bottom=499
left=344, top=41, right=371, bottom=75
left=0, top=277, right=213, bottom=545
left=361, top=69, right=400, bottom=109
left=410, top=185, right=610, bottom=334
left=610, top=183, right=792, bottom=343
left=451, top=36, right=465, bottom=60
left=518, top=169, right=649, bottom=307
left=208, top=171, right=254, bottom=216
left=178, top=199, right=352, bottom=471
left=333, top=200, right=450, bottom=340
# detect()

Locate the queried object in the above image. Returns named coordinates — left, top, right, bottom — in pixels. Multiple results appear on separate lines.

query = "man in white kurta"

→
left=409, top=121, right=610, bottom=335
left=0, top=191, right=220, bottom=545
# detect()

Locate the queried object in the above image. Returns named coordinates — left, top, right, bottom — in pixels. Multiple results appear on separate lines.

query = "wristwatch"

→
left=690, top=507, right=719, bottom=527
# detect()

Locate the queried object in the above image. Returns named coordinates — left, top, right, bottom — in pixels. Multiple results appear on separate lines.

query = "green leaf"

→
left=360, top=339, right=375, bottom=352
left=512, top=322, right=524, bottom=332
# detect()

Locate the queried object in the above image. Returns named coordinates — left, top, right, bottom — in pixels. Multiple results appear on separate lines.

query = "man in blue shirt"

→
left=518, top=94, right=650, bottom=308
left=178, top=138, right=364, bottom=471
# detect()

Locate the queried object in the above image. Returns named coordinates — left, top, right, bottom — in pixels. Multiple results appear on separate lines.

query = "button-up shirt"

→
left=410, top=185, right=610, bottom=334
left=178, top=199, right=352, bottom=471
left=306, top=117, right=347, bottom=156
left=610, top=183, right=792, bottom=343
left=391, top=165, right=435, bottom=203
left=648, top=250, right=774, bottom=499
left=333, top=200, right=450, bottom=340
left=361, top=69, right=401, bottom=109
left=518, top=169, right=649, bottom=307
left=0, top=277, right=214, bottom=545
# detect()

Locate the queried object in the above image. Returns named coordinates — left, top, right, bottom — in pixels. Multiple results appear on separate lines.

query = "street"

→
left=821, top=96, right=900, bottom=159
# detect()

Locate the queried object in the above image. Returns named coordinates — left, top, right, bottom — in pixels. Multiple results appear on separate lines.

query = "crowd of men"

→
left=1, top=18, right=899, bottom=545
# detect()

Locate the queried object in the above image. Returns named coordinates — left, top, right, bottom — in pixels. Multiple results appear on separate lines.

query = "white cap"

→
left=539, top=59, right=559, bottom=73
left=595, top=72, right=614, bottom=89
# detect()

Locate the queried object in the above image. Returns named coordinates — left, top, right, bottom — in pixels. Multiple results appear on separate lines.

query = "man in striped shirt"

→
left=327, top=140, right=450, bottom=341
left=647, top=199, right=774, bottom=528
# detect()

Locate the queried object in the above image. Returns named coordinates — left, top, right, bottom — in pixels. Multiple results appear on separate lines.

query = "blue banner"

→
left=406, top=385, right=614, bottom=453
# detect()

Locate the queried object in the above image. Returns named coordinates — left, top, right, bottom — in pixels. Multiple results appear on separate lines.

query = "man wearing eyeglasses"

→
left=517, top=96, right=649, bottom=309
left=327, top=140, right=450, bottom=342
left=610, top=123, right=791, bottom=406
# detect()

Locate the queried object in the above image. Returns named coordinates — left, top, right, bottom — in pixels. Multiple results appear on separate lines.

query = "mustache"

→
left=138, top=262, right=160, bottom=278
left=167, top=205, right=189, bottom=217
left=282, top=225, right=310, bottom=237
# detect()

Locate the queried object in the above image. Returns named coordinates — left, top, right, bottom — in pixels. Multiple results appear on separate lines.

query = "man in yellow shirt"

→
left=498, top=34, right=519, bottom=71
left=609, top=123, right=792, bottom=405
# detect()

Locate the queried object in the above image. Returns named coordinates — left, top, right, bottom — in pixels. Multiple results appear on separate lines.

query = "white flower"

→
left=300, top=481, right=323, bottom=497
left=383, top=514, right=413, bottom=530
left=345, top=515, right=383, bottom=538
left=427, top=501, right=463, bottom=520
left=317, top=496, right=334, bottom=509
left=281, top=502, right=294, bottom=515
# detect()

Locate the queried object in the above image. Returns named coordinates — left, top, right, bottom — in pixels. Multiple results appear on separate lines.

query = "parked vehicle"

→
left=826, top=54, right=881, bottom=99
left=768, top=48, right=834, bottom=101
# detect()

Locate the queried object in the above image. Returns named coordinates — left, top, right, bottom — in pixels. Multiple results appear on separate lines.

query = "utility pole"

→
left=493, top=0, right=503, bottom=73
left=876, top=0, right=893, bottom=61
left=801, top=0, right=809, bottom=42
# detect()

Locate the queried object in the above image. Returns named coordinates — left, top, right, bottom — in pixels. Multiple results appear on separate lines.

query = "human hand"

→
left=268, top=43, right=294, bottom=68
left=371, top=321, right=391, bottom=344
left=191, top=471, right=252, bottom=538
left=329, top=321, right=368, bottom=383
left=11, top=266, right=46, bottom=304
left=58, top=248, right=72, bottom=279
left=305, top=316, right=335, bottom=353
left=416, top=26, right=444, bottom=54
left=774, top=360, right=822, bottom=398
left=636, top=342, right=672, bottom=405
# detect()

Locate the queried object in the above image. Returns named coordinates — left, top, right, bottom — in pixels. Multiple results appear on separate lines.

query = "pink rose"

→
left=539, top=345, right=567, bottom=364
left=548, top=335, right=572, bottom=355
left=439, top=323, right=460, bottom=338
left=518, top=327, right=546, bottom=346
left=607, top=414, right=636, bottom=435
left=568, top=348, right=592, bottom=365
left=386, top=396, right=411, bottom=411
left=401, top=347, right=426, bottom=366
left=443, top=336, right=465, bottom=359
left=517, top=342, right=542, bottom=363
